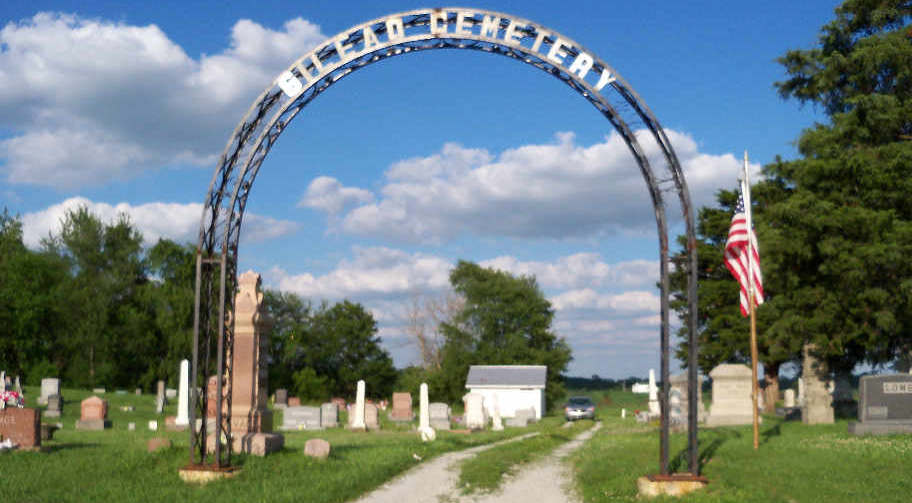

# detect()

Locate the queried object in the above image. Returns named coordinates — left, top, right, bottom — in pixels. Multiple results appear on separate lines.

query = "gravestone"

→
left=506, top=407, right=536, bottom=427
left=784, top=389, right=796, bottom=408
left=670, top=373, right=706, bottom=423
left=490, top=393, right=504, bottom=431
left=463, top=392, right=487, bottom=429
left=135, top=388, right=142, bottom=395
left=320, top=402, right=338, bottom=428
left=648, top=369, right=660, bottom=418
left=0, top=407, right=40, bottom=448
left=364, top=403, right=380, bottom=430
left=223, top=271, right=282, bottom=455
left=848, top=374, right=912, bottom=435
left=76, top=396, right=110, bottom=430
left=165, top=388, right=177, bottom=400
left=429, top=402, right=450, bottom=430
left=288, top=397, right=301, bottom=407
left=274, top=389, right=288, bottom=409
left=390, top=392, right=413, bottom=421
left=175, top=359, right=190, bottom=427
left=282, top=406, right=322, bottom=430
left=331, top=397, right=346, bottom=410
left=706, top=364, right=757, bottom=426
left=304, top=438, right=331, bottom=459
left=417, top=383, right=435, bottom=440
left=156, top=380, right=166, bottom=414
left=92, top=387, right=106, bottom=394
left=349, top=380, right=366, bottom=430
left=801, top=344, right=834, bottom=424
left=44, top=394, right=62, bottom=418
left=39, top=378, right=60, bottom=406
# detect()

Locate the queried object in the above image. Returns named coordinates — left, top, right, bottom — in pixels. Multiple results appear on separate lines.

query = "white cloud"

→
left=480, top=253, right=657, bottom=290
left=298, top=176, right=374, bottom=215
left=549, top=288, right=660, bottom=314
left=308, top=131, right=761, bottom=243
left=20, top=196, right=299, bottom=248
left=0, top=13, right=325, bottom=188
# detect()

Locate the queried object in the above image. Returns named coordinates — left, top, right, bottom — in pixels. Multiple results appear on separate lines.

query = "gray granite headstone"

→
left=429, top=402, right=450, bottom=430
left=282, top=406, right=322, bottom=430
left=848, top=374, right=912, bottom=435
left=364, top=403, right=380, bottom=430
left=275, top=389, right=288, bottom=409
left=39, top=378, right=60, bottom=406
left=45, top=394, right=63, bottom=417
left=320, top=402, right=338, bottom=427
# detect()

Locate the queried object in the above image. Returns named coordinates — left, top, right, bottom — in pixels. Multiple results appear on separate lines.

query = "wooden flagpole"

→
left=742, top=151, right=760, bottom=450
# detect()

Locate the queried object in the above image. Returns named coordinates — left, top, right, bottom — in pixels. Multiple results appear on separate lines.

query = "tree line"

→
left=0, top=207, right=571, bottom=405
left=670, top=0, right=912, bottom=409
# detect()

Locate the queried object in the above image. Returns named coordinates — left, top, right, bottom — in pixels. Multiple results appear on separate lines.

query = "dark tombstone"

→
left=44, top=394, right=63, bottom=418
left=848, top=374, right=912, bottom=436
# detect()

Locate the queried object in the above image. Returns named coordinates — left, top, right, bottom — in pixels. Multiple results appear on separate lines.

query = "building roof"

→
left=465, top=365, right=547, bottom=389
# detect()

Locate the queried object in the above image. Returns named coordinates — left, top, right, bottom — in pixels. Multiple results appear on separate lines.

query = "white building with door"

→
left=465, top=365, right=547, bottom=419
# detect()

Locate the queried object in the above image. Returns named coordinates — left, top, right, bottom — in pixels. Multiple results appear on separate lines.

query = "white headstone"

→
left=784, top=389, right=796, bottom=408
left=706, top=364, right=758, bottom=426
left=463, top=392, right=487, bottom=429
left=148, top=420, right=158, bottom=431
left=648, top=369, right=660, bottom=416
left=350, top=380, right=366, bottom=429
left=418, top=383, right=431, bottom=430
left=176, top=359, right=190, bottom=426
left=491, top=393, right=504, bottom=431
left=39, top=378, right=60, bottom=406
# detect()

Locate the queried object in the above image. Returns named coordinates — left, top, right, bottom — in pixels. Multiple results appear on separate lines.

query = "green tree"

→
left=759, top=0, right=912, bottom=373
left=438, top=261, right=572, bottom=410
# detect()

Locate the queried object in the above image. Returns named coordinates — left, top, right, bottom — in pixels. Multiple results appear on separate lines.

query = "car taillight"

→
left=587, top=406, right=595, bottom=412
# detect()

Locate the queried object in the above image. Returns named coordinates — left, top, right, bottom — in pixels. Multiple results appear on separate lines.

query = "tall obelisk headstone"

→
left=350, top=380, right=367, bottom=430
left=176, top=359, right=190, bottom=426
left=225, top=271, right=283, bottom=455
left=418, top=382, right=435, bottom=441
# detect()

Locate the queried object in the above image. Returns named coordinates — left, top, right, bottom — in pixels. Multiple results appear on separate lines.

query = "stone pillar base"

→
left=206, top=431, right=284, bottom=456
left=637, top=474, right=708, bottom=498
left=178, top=465, right=241, bottom=484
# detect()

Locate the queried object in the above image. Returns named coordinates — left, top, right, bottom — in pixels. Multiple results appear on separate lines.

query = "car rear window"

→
left=568, top=397, right=592, bottom=406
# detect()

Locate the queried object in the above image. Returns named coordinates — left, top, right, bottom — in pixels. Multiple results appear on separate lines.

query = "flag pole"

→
left=742, top=151, right=760, bottom=450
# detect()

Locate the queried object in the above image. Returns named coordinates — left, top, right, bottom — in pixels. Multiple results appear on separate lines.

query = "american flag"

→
left=724, top=187, right=764, bottom=317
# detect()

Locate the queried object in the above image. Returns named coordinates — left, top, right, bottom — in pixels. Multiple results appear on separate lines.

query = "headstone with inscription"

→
left=848, top=374, right=912, bottom=436
left=76, top=396, right=111, bottom=430
left=39, top=378, right=60, bottom=406
left=44, top=394, right=63, bottom=418
left=282, top=406, right=322, bottom=430
left=364, top=402, right=380, bottom=430
left=429, top=402, right=450, bottom=430
left=670, top=372, right=707, bottom=423
left=321, top=402, right=338, bottom=428
left=706, top=364, right=757, bottom=426
left=0, top=407, right=40, bottom=448
left=801, top=344, right=834, bottom=424
left=390, top=392, right=413, bottom=421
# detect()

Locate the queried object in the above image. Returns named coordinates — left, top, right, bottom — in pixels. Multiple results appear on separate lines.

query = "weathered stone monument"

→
left=176, top=359, right=190, bottom=427
left=223, top=271, right=283, bottom=455
left=321, top=402, right=338, bottom=428
left=801, top=344, right=834, bottom=424
left=506, top=407, right=536, bottom=427
left=44, top=394, right=62, bottom=418
left=670, top=372, right=706, bottom=423
left=463, top=392, right=487, bottom=429
left=784, top=389, right=796, bottom=408
left=76, top=396, right=110, bottom=430
left=282, top=406, right=322, bottom=430
left=38, top=378, right=60, bottom=406
left=0, top=407, right=40, bottom=448
left=429, top=402, right=450, bottom=430
left=706, top=364, right=757, bottom=426
left=390, top=392, right=414, bottom=421
left=848, top=374, right=912, bottom=435
left=155, top=380, right=166, bottom=414
left=417, top=383, right=435, bottom=441
left=349, top=380, right=367, bottom=430
left=490, top=393, right=503, bottom=431
left=274, top=389, right=288, bottom=409
left=648, top=369, right=660, bottom=418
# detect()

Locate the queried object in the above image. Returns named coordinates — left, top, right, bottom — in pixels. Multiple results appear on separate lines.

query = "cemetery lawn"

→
left=571, top=390, right=912, bottom=503
left=1, top=386, right=530, bottom=503
left=457, top=417, right=594, bottom=494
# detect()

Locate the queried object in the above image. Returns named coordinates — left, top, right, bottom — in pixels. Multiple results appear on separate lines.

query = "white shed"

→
left=465, top=365, right=547, bottom=419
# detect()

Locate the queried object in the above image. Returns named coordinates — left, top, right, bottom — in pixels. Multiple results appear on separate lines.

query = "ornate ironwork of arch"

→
left=190, top=7, right=700, bottom=476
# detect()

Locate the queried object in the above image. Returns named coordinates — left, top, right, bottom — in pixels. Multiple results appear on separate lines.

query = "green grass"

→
left=570, top=390, right=912, bottom=502
left=458, top=416, right=594, bottom=494
left=1, top=386, right=529, bottom=503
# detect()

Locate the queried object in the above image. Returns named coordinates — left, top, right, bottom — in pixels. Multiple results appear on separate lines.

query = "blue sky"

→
left=1, top=1, right=837, bottom=378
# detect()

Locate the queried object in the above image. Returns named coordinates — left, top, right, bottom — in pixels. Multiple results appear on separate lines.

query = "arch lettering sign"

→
left=190, top=8, right=700, bottom=477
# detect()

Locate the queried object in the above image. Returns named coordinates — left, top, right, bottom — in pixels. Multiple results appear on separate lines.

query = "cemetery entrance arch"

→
left=191, top=7, right=701, bottom=477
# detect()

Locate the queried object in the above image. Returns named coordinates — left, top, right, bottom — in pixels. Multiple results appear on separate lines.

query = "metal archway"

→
left=190, top=7, right=700, bottom=477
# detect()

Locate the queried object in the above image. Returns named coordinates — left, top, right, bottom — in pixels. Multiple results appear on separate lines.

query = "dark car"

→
left=564, top=396, right=596, bottom=420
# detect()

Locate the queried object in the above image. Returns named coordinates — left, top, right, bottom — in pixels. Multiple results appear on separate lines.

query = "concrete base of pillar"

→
left=637, top=474, right=708, bottom=498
